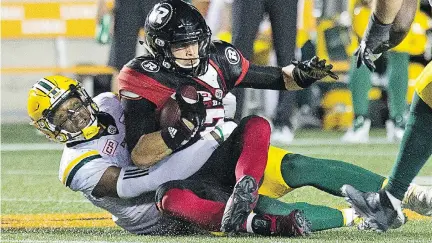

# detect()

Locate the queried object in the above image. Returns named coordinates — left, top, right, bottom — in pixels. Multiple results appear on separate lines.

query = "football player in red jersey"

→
left=118, top=0, right=337, bottom=234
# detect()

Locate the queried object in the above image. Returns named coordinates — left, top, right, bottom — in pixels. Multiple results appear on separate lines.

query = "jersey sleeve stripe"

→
left=124, top=169, right=149, bottom=176
left=65, top=154, right=102, bottom=187
left=234, top=53, right=250, bottom=86
left=123, top=171, right=149, bottom=179
left=61, top=150, right=100, bottom=185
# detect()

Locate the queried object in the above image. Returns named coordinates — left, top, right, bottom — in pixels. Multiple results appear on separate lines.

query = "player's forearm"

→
left=373, top=0, right=404, bottom=24
left=282, top=65, right=303, bottom=91
left=388, top=0, right=417, bottom=48
left=131, top=131, right=173, bottom=168
left=238, top=64, right=299, bottom=90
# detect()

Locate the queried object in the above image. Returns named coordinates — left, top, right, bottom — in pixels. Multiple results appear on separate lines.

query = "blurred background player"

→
left=342, top=0, right=432, bottom=233
left=95, top=0, right=191, bottom=92
left=341, top=0, right=410, bottom=143
left=230, top=0, right=299, bottom=143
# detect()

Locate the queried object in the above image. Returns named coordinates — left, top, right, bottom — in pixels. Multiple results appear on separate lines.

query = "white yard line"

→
left=1, top=198, right=89, bottom=203
left=1, top=143, right=63, bottom=151
left=288, top=137, right=395, bottom=146
left=298, top=151, right=398, bottom=156
left=3, top=170, right=57, bottom=175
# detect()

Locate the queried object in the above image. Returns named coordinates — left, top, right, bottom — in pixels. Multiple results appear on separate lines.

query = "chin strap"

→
left=82, top=125, right=100, bottom=139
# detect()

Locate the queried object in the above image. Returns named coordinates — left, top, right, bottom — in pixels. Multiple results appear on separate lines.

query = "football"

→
left=159, top=85, right=199, bottom=128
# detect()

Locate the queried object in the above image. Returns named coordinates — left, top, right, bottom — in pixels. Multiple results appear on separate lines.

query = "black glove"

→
left=355, top=14, right=392, bottom=71
left=292, top=56, right=338, bottom=88
left=161, top=87, right=206, bottom=151
left=175, top=90, right=206, bottom=131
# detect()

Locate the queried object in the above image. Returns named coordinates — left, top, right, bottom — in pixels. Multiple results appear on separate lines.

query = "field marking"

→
left=291, top=137, right=396, bottom=146
left=2, top=143, right=63, bottom=151
left=2, top=198, right=89, bottom=203
left=1, top=212, right=116, bottom=228
left=3, top=170, right=57, bottom=175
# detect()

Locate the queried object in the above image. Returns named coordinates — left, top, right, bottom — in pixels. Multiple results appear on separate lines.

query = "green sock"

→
left=281, top=154, right=386, bottom=196
left=387, top=51, right=409, bottom=120
left=386, top=93, right=432, bottom=200
left=255, top=195, right=344, bottom=231
left=348, top=55, right=372, bottom=116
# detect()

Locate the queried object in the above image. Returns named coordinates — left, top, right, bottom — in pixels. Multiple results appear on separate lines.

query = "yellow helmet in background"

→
left=27, top=75, right=99, bottom=143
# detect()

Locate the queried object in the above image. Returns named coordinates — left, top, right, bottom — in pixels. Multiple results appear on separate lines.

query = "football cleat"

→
left=341, top=185, right=404, bottom=232
left=340, top=208, right=362, bottom=227
left=271, top=126, right=295, bottom=145
left=251, top=210, right=312, bottom=237
left=385, top=119, right=405, bottom=142
left=341, top=116, right=371, bottom=143
left=220, top=175, right=258, bottom=233
left=403, top=184, right=432, bottom=216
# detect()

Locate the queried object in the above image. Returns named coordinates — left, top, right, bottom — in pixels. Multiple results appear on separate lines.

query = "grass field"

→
left=2, top=123, right=432, bottom=242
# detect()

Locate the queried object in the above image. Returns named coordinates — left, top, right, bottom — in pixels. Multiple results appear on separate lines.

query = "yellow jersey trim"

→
left=61, top=150, right=99, bottom=185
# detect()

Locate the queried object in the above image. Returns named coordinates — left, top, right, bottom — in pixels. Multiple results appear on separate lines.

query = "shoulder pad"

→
left=93, top=92, right=122, bottom=112
left=211, top=40, right=242, bottom=65
left=125, top=55, right=161, bottom=73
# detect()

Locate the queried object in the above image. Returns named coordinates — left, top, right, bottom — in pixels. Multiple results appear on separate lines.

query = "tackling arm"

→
left=121, top=96, right=173, bottom=168
left=91, top=166, right=121, bottom=198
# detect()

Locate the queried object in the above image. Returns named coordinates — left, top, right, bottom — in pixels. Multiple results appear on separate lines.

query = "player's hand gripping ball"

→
left=159, top=85, right=206, bottom=132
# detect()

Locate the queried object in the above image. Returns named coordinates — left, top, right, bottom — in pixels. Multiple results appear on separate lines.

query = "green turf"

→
left=2, top=125, right=431, bottom=242
left=1, top=123, right=50, bottom=144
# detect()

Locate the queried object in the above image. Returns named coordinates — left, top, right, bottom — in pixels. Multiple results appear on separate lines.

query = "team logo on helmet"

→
left=225, top=47, right=240, bottom=64
left=148, top=3, right=173, bottom=30
left=141, top=60, right=160, bottom=72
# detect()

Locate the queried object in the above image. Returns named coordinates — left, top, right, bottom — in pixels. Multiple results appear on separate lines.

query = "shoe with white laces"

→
left=386, top=117, right=405, bottom=142
left=250, top=210, right=312, bottom=237
left=271, top=126, right=294, bottom=144
left=341, top=185, right=406, bottom=232
left=403, top=184, right=432, bottom=216
left=341, top=116, right=371, bottom=143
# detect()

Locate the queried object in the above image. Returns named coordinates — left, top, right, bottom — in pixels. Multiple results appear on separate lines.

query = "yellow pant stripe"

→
left=415, top=62, right=432, bottom=108
left=258, top=146, right=294, bottom=198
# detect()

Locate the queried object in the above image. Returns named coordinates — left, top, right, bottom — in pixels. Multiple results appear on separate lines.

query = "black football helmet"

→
left=144, top=0, right=212, bottom=77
